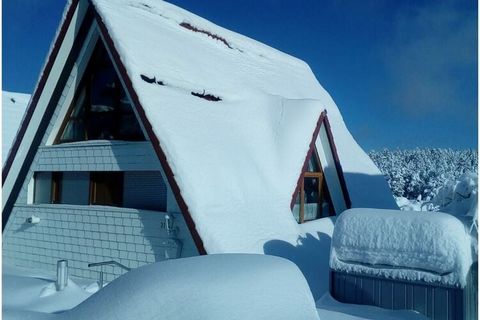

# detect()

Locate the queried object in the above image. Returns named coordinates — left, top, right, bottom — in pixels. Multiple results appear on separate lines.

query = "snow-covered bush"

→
left=432, top=172, right=478, bottom=219
left=369, top=148, right=477, bottom=200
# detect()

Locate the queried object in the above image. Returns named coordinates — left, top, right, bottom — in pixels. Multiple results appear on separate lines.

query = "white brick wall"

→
left=35, top=141, right=161, bottom=172
left=3, top=204, right=198, bottom=281
left=124, top=171, right=167, bottom=211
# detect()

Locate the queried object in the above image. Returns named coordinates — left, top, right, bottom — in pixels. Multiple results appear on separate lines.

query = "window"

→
left=56, top=44, right=144, bottom=144
left=34, top=171, right=123, bottom=207
left=292, top=149, right=334, bottom=223
left=33, top=172, right=62, bottom=204
left=33, top=171, right=168, bottom=210
left=90, top=172, right=123, bottom=206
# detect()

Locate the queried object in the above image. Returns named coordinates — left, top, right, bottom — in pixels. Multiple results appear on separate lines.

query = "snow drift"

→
left=331, top=208, right=475, bottom=287
left=4, top=254, right=320, bottom=320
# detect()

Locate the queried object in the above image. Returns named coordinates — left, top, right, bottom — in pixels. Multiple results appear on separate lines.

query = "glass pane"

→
left=306, top=153, right=321, bottom=172
left=61, top=120, right=85, bottom=142
left=292, top=190, right=301, bottom=223
left=59, top=89, right=86, bottom=142
left=88, top=112, right=116, bottom=140
left=34, top=172, right=52, bottom=204
left=90, top=54, right=116, bottom=113
left=304, top=177, right=320, bottom=221
left=118, top=114, right=144, bottom=141
left=91, top=172, right=123, bottom=206
left=61, top=172, right=89, bottom=205
left=319, top=184, right=335, bottom=218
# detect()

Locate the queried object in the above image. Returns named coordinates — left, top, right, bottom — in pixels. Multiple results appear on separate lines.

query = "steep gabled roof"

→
left=4, top=0, right=396, bottom=254
left=91, top=0, right=396, bottom=253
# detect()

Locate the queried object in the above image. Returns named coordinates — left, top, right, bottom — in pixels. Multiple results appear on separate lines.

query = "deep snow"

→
left=4, top=255, right=320, bottom=320
left=3, top=254, right=430, bottom=320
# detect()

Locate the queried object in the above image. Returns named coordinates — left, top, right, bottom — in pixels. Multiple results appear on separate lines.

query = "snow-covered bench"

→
left=330, top=208, right=477, bottom=320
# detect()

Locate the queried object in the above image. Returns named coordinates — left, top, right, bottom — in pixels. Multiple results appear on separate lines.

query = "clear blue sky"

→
left=2, top=0, right=477, bottom=151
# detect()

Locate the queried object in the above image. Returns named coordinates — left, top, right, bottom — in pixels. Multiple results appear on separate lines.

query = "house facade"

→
left=3, top=0, right=396, bottom=283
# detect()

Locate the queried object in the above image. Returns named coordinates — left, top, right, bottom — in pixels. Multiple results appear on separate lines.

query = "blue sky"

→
left=2, top=0, right=477, bottom=150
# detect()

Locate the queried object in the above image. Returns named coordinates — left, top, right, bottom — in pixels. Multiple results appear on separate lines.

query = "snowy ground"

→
left=2, top=264, right=98, bottom=314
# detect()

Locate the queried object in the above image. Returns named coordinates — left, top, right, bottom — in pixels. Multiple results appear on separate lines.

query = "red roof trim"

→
left=94, top=9, right=207, bottom=255
left=2, top=0, right=81, bottom=184
left=290, top=111, right=352, bottom=211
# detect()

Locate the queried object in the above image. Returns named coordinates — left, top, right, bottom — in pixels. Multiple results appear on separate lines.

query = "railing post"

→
left=56, top=259, right=68, bottom=291
left=99, top=269, right=104, bottom=289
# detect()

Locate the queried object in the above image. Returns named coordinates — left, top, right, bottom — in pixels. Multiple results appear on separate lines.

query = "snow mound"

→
left=2, top=91, right=30, bottom=164
left=330, top=208, right=474, bottom=287
left=20, top=254, right=318, bottom=320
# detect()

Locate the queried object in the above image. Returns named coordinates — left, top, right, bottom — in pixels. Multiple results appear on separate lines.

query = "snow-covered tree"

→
left=369, top=148, right=478, bottom=200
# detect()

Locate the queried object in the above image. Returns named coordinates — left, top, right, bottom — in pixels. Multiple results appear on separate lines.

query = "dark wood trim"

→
left=51, top=172, right=63, bottom=204
left=94, top=9, right=207, bottom=255
left=2, top=0, right=81, bottom=183
left=290, top=111, right=352, bottom=211
left=323, top=115, right=352, bottom=209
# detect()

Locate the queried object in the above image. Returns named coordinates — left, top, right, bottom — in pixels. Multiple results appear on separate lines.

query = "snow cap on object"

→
left=66, top=254, right=320, bottom=320
left=90, top=0, right=395, bottom=253
left=330, top=208, right=475, bottom=287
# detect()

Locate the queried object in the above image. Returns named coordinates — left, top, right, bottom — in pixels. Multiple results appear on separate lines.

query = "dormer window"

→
left=292, top=148, right=334, bottom=223
left=55, top=44, right=145, bottom=144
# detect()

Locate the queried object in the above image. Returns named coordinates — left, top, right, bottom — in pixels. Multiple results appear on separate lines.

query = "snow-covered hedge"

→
left=369, top=148, right=477, bottom=200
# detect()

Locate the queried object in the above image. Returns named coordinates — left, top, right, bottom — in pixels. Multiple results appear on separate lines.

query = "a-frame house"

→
left=2, top=0, right=396, bottom=295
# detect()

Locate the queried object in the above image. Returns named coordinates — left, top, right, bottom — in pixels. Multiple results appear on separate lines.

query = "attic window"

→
left=292, top=148, right=334, bottom=223
left=180, top=22, right=232, bottom=49
left=55, top=44, right=145, bottom=144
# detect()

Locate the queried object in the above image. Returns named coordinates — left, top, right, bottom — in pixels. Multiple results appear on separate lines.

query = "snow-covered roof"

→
left=2, top=91, right=30, bottom=165
left=91, top=0, right=396, bottom=253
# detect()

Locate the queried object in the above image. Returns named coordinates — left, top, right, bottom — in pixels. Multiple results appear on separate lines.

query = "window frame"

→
left=295, top=148, right=335, bottom=224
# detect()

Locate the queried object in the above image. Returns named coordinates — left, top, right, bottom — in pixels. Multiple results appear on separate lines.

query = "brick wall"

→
left=3, top=205, right=198, bottom=281
left=35, top=141, right=161, bottom=172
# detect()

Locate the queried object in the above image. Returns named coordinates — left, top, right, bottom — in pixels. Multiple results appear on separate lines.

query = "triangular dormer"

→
left=292, top=147, right=335, bottom=223
left=291, top=112, right=351, bottom=223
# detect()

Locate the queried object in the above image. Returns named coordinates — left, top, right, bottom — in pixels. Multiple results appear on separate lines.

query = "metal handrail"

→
left=88, top=260, right=131, bottom=289
left=88, top=260, right=131, bottom=271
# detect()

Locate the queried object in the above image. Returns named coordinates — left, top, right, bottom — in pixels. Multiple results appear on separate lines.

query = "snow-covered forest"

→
left=369, top=148, right=478, bottom=215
